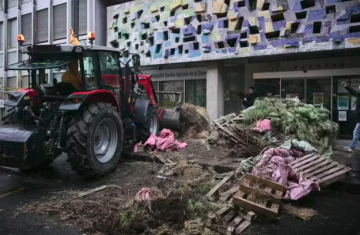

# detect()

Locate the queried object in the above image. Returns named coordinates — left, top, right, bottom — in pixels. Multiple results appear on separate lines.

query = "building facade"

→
left=0, top=0, right=112, bottom=89
left=107, top=0, right=360, bottom=137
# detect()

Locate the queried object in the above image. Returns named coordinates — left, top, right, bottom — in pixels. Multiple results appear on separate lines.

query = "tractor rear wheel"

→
left=139, top=106, right=160, bottom=140
left=66, top=102, right=123, bottom=177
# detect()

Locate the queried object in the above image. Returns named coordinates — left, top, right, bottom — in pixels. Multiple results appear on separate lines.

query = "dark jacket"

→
left=243, top=93, right=257, bottom=109
left=345, top=86, right=360, bottom=122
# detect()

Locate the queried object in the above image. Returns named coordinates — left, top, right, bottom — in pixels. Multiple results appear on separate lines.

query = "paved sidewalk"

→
left=336, top=139, right=360, bottom=150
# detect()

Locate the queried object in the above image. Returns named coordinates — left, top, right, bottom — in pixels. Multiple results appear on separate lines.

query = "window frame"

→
left=8, top=18, right=17, bottom=49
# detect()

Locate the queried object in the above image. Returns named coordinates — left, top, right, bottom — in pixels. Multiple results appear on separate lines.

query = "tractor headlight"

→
left=74, top=47, right=83, bottom=53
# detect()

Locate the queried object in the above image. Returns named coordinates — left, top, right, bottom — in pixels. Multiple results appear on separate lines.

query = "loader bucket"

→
left=160, top=106, right=181, bottom=130
left=156, top=91, right=183, bottom=131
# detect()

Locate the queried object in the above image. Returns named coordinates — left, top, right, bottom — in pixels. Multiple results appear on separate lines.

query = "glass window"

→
left=53, top=4, right=67, bottom=40
left=306, top=78, right=331, bottom=111
left=8, top=18, right=17, bottom=49
left=99, top=51, right=119, bottom=75
left=53, top=73, right=63, bottom=83
left=37, top=9, right=48, bottom=43
left=254, top=78, right=280, bottom=98
left=160, top=80, right=183, bottom=108
left=7, top=51, right=17, bottom=66
left=22, top=14, right=32, bottom=43
left=281, top=78, right=305, bottom=102
left=0, top=53, right=3, bottom=68
left=152, top=81, right=159, bottom=91
left=79, top=0, right=88, bottom=36
left=35, top=70, right=49, bottom=84
left=0, top=22, right=3, bottom=50
left=98, top=51, right=122, bottom=101
left=185, top=79, right=206, bottom=107
left=7, top=77, right=16, bottom=89
left=21, top=75, right=30, bottom=88
left=7, top=0, right=17, bottom=9
left=83, top=51, right=99, bottom=90
left=7, top=57, right=75, bottom=70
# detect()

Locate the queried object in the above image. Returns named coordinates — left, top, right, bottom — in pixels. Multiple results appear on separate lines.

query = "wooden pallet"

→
left=289, top=154, right=352, bottom=187
left=205, top=172, right=257, bottom=234
left=233, top=174, right=285, bottom=219
left=207, top=206, right=255, bottom=235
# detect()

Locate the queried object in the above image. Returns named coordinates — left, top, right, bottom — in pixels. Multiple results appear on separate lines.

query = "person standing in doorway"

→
left=342, top=82, right=360, bottom=153
left=243, top=86, right=257, bottom=109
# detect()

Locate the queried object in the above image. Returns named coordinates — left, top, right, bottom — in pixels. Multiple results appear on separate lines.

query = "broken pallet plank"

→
left=291, top=155, right=321, bottom=169
left=228, top=216, right=243, bottom=228
left=301, top=159, right=332, bottom=175
left=304, top=162, right=338, bottom=178
left=220, top=186, right=240, bottom=202
left=223, top=211, right=236, bottom=225
left=233, top=192, right=279, bottom=219
left=294, top=157, right=328, bottom=171
left=289, top=153, right=317, bottom=166
left=235, top=220, right=251, bottom=234
left=206, top=172, right=235, bottom=200
left=240, top=180, right=282, bottom=204
left=76, top=185, right=108, bottom=198
left=309, top=164, right=346, bottom=181
left=316, top=167, right=352, bottom=187
left=244, top=174, right=285, bottom=192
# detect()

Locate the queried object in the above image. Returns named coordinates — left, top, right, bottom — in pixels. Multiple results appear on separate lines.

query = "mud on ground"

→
left=17, top=159, right=219, bottom=235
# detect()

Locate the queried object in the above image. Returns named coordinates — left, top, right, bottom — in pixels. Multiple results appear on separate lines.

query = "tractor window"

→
left=99, top=51, right=119, bottom=75
left=82, top=51, right=99, bottom=90
left=98, top=51, right=121, bottom=88
left=98, top=51, right=122, bottom=103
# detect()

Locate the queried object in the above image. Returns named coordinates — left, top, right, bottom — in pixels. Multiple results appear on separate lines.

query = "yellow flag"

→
left=70, top=27, right=80, bottom=45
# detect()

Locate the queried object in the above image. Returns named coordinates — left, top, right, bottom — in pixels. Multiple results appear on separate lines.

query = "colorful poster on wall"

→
left=352, top=97, right=357, bottom=111
left=339, top=111, right=347, bottom=121
left=313, top=93, right=324, bottom=108
left=338, top=96, right=349, bottom=110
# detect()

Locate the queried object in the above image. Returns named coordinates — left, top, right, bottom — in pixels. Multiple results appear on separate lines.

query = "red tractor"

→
left=0, top=35, right=181, bottom=176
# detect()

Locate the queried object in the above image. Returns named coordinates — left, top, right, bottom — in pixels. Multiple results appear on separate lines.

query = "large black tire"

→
left=139, top=106, right=160, bottom=140
left=66, top=102, right=123, bottom=177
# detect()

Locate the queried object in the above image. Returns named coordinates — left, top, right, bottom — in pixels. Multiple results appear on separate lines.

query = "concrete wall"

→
left=206, top=61, right=224, bottom=120
left=107, top=0, right=360, bottom=66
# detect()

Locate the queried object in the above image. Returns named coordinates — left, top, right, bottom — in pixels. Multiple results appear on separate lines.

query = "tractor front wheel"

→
left=66, top=102, right=123, bottom=177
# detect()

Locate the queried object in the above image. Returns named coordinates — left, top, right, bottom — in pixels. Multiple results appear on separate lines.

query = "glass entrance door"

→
left=281, top=78, right=305, bottom=102
left=306, top=77, right=332, bottom=111
left=333, top=76, right=360, bottom=138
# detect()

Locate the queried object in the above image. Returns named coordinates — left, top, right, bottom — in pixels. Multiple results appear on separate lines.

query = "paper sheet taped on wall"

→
left=338, top=111, right=347, bottom=121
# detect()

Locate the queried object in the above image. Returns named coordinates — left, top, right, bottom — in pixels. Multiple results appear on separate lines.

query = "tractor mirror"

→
left=132, top=54, right=141, bottom=72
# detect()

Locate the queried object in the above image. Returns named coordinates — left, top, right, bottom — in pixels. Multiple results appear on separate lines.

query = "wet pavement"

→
left=0, top=148, right=360, bottom=235
left=0, top=155, right=82, bottom=235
